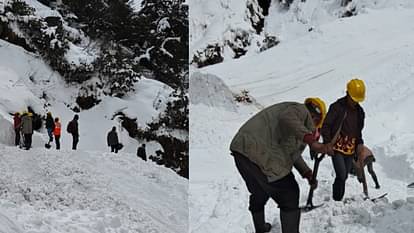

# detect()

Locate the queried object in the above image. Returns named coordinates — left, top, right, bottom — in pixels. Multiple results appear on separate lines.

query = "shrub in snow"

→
left=115, top=91, right=189, bottom=179
left=192, top=44, right=224, bottom=68
left=247, top=0, right=265, bottom=34
left=234, top=89, right=253, bottom=103
left=342, top=5, right=357, bottom=18
left=225, top=29, right=251, bottom=59
left=259, top=34, right=280, bottom=52
left=75, top=95, right=101, bottom=110
left=146, top=89, right=188, bottom=178
left=7, top=0, right=34, bottom=16
left=155, top=89, right=188, bottom=130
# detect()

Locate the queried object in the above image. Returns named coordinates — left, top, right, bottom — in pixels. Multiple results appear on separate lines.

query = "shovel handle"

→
left=306, top=153, right=325, bottom=206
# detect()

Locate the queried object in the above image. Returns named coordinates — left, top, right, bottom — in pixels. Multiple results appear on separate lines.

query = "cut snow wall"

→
left=0, top=114, right=14, bottom=146
left=190, top=72, right=236, bottom=111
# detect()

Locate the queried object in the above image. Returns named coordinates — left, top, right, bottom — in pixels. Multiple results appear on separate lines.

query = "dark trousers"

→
left=55, top=135, right=60, bottom=150
left=234, top=152, right=301, bottom=233
left=111, top=145, right=118, bottom=153
left=47, top=128, right=54, bottom=143
left=24, top=133, right=32, bottom=150
left=234, top=153, right=299, bottom=212
left=331, top=152, right=354, bottom=201
left=15, top=129, right=20, bottom=146
left=72, top=134, right=79, bottom=150
left=137, top=153, right=147, bottom=161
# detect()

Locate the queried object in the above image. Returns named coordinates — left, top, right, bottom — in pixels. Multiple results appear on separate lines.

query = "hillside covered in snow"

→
left=190, top=1, right=414, bottom=233
left=190, top=0, right=414, bottom=68
left=0, top=0, right=188, bottom=232
left=1, top=0, right=189, bottom=177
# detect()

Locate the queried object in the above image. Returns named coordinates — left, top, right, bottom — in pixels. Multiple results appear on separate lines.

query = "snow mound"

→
left=0, top=146, right=188, bottom=233
left=190, top=72, right=236, bottom=110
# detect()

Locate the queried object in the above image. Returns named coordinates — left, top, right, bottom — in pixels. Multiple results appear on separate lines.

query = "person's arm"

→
left=321, top=103, right=339, bottom=144
left=293, top=156, right=311, bottom=177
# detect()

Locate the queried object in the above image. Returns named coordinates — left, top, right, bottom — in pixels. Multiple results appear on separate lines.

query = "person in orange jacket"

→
left=53, top=117, right=61, bottom=150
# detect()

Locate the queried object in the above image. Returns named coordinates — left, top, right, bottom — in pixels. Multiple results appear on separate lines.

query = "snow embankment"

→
left=190, top=72, right=236, bottom=111
left=0, top=146, right=188, bottom=233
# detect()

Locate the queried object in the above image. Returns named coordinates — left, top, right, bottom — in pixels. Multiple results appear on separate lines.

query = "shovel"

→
left=301, top=153, right=325, bottom=212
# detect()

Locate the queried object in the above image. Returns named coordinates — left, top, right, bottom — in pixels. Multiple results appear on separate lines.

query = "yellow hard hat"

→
left=347, top=78, right=365, bottom=102
left=305, top=97, right=327, bottom=128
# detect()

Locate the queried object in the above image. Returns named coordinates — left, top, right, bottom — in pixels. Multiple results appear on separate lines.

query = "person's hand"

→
left=310, top=142, right=334, bottom=156
left=324, top=143, right=335, bottom=156
left=304, top=170, right=318, bottom=190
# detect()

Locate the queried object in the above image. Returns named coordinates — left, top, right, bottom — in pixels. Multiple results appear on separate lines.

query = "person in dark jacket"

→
left=107, top=126, right=119, bottom=153
left=321, top=78, right=366, bottom=201
left=67, top=114, right=79, bottom=150
left=230, top=98, right=334, bottom=233
left=21, top=112, right=33, bottom=150
left=137, top=144, right=147, bottom=161
left=13, top=112, right=22, bottom=146
left=45, top=112, right=55, bottom=144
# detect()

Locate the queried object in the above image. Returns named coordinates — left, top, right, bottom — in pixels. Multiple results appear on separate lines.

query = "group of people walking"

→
left=13, top=109, right=149, bottom=162
left=230, top=78, right=380, bottom=233
left=13, top=111, right=79, bottom=150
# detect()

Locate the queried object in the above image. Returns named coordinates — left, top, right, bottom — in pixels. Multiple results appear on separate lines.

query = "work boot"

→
left=263, top=222, right=272, bottom=232
left=280, top=209, right=300, bottom=233
left=252, top=211, right=272, bottom=233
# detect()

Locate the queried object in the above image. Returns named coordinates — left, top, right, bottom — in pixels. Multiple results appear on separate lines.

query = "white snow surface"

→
left=128, top=0, right=144, bottom=13
left=0, top=146, right=188, bottom=233
left=190, top=4, right=414, bottom=233
left=190, top=0, right=414, bottom=62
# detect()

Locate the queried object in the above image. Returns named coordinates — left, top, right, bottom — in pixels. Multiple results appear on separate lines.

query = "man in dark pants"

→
left=230, top=98, right=334, bottom=233
left=13, top=112, right=21, bottom=146
left=137, top=144, right=147, bottom=161
left=321, top=78, right=366, bottom=201
left=67, top=114, right=79, bottom=150
left=107, top=126, right=119, bottom=153
left=21, top=112, right=33, bottom=150
left=45, top=112, right=55, bottom=144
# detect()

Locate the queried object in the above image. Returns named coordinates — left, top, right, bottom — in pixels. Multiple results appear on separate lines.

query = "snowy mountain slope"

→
left=190, top=0, right=414, bottom=67
left=0, top=39, right=171, bottom=154
left=190, top=5, right=414, bottom=233
left=0, top=145, right=188, bottom=233
left=1, top=0, right=189, bottom=177
left=0, top=39, right=188, bottom=232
